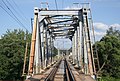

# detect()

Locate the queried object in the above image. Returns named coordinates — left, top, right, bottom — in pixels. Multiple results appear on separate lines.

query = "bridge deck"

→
left=26, top=59, right=95, bottom=81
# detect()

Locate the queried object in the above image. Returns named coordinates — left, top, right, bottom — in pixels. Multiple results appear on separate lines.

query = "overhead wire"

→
left=0, top=3, right=25, bottom=30
left=11, top=0, right=30, bottom=22
left=1, top=0, right=29, bottom=31
left=5, top=0, right=29, bottom=27
left=62, top=0, right=64, bottom=9
left=0, top=5, right=19, bottom=24
left=55, top=0, right=58, bottom=10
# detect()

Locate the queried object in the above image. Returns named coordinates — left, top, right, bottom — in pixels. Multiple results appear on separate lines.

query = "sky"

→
left=0, top=0, right=120, bottom=49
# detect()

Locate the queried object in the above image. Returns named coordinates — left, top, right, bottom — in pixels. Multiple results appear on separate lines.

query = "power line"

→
left=55, top=0, right=58, bottom=10
left=62, top=0, right=64, bottom=9
left=0, top=4, right=24, bottom=29
left=0, top=4, right=29, bottom=41
left=1, top=0, right=29, bottom=31
left=6, top=0, right=29, bottom=27
left=11, top=0, right=29, bottom=22
left=0, top=5, right=19, bottom=24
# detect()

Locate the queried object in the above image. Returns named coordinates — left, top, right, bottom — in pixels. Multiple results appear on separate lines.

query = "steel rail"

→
left=44, top=58, right=76, bottom=81
left=64, top=59, right=76, bottom=81
left=45, top=60, right=62, bottom=81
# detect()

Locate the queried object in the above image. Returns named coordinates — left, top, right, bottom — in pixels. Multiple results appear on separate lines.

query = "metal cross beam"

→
left=52, top=28, right=74, bottom=32
left=48, top=26, right=73, bottom=29
left=47, top=19, right=72, bottom=25
left=39, top=9, right=82, bottom=16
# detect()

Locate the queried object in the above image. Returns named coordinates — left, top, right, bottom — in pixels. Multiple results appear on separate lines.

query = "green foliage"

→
left=106, top=27, right=120, bottom=38
left=95, top=27, right=120, bottom=79
left=100, top=76, right=120, bottom=81
left=0, top=29, right=31, bottom=80
left=53, top=47, right=58, bottom=56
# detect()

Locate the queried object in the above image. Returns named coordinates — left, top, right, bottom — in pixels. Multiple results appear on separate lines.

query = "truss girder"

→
left=28, top=7, right=98, bottom=81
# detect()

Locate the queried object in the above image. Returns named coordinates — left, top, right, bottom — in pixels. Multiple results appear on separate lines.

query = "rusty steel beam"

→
left=28, top=8, right=38, bottom=75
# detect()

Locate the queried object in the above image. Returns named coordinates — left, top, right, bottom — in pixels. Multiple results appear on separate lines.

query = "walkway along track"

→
left=26, top=58, right=95, bottom=81
left=45, top=58, right=76, bottom=81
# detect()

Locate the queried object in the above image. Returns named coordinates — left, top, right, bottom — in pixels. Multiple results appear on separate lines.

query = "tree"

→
left=106, top=27, right=120, bottom=38
left=0, top=29, right=31, bottom=80
left=94, top=27, right=120, bottom=78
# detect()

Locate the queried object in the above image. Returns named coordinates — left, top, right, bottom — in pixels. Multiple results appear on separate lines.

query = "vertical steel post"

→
left=28, top=7, right=38, bottom=75
left=50, top=36, right=52, bottom=63
left=74, top=31, right=77, bottom=64
left=73, top=35, right=75, bottom=64
left=82, top=11, right=89, bottom=74
left=46, top=29, right=49, bottom=67
left=79, top=21, right=82, bottom=68
left=58, top=49, right=60, bottom=59
left=51, top=37, right=54, bottom=63
left=85, top=15, right=94, bottom=75
left=41, top=23, right=44, bottom=69
left=39, top=22, right=43, bottom=72
left=47, top=34, right=51, bottom=65
left=34, top=18, right=41, bottom=74
left=78, top=10, right=81, bottom=69
left=43, top=22, right=46, bottom=68
left=83, top=23, right=88, bottom=74
left=76, top=27, right=79, bottom=68
left=44, top=24, right=48, bottom=67
left=80, top=10, right=85, bottom=73
left=72, top=36, right=74, bottom=64
left=77, top=25, right=80, bottom=68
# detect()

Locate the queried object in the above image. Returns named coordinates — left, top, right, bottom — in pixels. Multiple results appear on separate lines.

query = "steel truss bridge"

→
left=25, top=4, right=100, bottom=81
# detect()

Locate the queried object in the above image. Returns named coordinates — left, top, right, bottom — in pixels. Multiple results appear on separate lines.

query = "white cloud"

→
left=93, top=22, right=120, bottom=41
left=94, top=31, right=106, bottom=36
left=93, top=30, right=106, bottom=41
left=93, top=22, right=108, bottom=30
left=110, top=23, right=120, bottom=29
left=54, top=38, right=72, bottom=50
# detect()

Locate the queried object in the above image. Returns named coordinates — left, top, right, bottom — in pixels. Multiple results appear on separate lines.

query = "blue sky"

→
left=0, top=0, right=120, bottom=49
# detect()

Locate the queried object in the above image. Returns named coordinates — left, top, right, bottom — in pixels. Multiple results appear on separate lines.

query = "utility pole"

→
left=22, top=42, right=28, bottom=76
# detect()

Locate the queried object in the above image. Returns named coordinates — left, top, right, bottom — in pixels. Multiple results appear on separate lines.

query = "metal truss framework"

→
left=27, top=7, right=100, bottom=79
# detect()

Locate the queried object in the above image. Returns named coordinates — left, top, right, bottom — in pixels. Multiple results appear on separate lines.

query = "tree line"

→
left=94, top=27, right=120, bottom=80
left=0, top=29, right=31, bottom=80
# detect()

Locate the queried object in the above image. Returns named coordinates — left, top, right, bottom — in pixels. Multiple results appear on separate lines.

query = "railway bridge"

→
left=25, top=4, right=100, bottom=81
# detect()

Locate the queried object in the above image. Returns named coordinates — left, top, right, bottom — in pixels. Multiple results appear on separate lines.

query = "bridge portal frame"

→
left=27, top=7, right=97, bottom=79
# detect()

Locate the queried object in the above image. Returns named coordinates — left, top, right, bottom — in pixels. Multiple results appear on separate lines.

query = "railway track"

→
left=64, top=59, right=75, bottom=81
left=44, top=59, right=62, bottom=81
left=45, top=58, right=76, bottom=81
left=26, top=58, right=95, bottom=81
